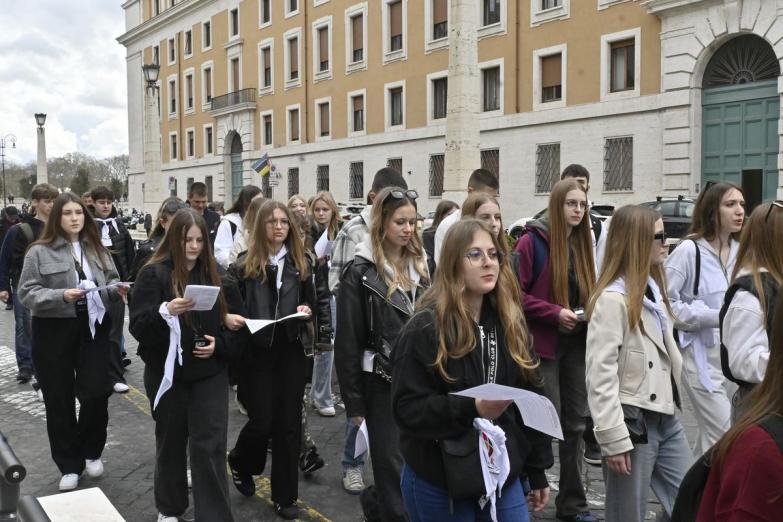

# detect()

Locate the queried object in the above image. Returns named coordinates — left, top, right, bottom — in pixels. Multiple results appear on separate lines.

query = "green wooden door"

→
left=229, top=133, right=243, bottom=200
left=702, top=80, right=779, bottom=201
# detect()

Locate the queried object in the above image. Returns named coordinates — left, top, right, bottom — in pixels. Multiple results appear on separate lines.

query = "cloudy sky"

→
left=0, top=0, right=128, bottom=164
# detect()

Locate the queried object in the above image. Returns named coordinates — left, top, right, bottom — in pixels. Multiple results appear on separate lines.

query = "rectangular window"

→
left=289, top=37, right=299, bottom=80
left=429, top=154, right=444, bottom=197
left=480, top=149, right=500, bottom=180
left=185, top=74, right=193, bottom=110
left=203, top=67, right=212, bottom=101
left=319, top=102, right=330, bottom=137
left=389, top=1, right=403, bottom=51
left=153, top=0, right=160, bottom=15
left=352, top=94, right=364, bottom=132
left=388, top=157, right=403, bottom=174
left=535, top=143, right=560, bottom=193
left=433, top=0, right=447, bottom=40
left=230, top=8, right=239, bottom=37
left=604, top=137, right=633, bottom=191
left=289, top=0, right=298, bottom=14
left=351, top=14, right=363, bottom=62
left=184, top=30, right=192, bottom=56
left=432, top=77, right=447, bottom=120
left=610, top=39, right=635, bottom=92
left=542, top=0, right=561, bottom=9
left=317, top=165, right=330, bottom=192
left=230, top=57, right=240, bottom=91
left=205, top=126, right=213, bottom=154
left=168, top=37, right=176, bottom=63
left=263, top=114, right=273, bottom=145
left=541, top=53, right=562, bottom=103
left=203, top=21, right=211, bottom=49
left=152, top=45, right=160, bottom=65
left=205, top=176, right=213, bottom=200
left=482, top=66, right=500, bottom=112
left=288, top=168, right=299, bottom=197
left=482, top=0, right=500, bottom=26
left=262, top=47, right=272, bottom=87
left=390, top=87, right=403, bottom=126
left=289, top=108, right=299, bottom=141
left=186, top=129, right=195, bottom=157
left=349, top=162, right=364, bottom=200
left=318, top=26, right=329, bottom=72
left=170, top=133, right=178, bottom=160
left=261, top=0, right=271, bottom=24
left=168, top=79, right=177, bottom=114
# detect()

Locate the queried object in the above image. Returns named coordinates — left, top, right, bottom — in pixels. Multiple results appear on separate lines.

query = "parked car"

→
left=422, top=211, right=436, bottom=230
left=337, top=203, right=365, bottom=221
left=639, top=195, right=695, bottom=241
left=506, top=205, right=614, bottom=241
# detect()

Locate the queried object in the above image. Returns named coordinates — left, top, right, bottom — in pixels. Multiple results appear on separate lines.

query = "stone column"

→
left=36, top=126, right=48, bottom=184
left=143, top=84, right=164, bottom=215
left=443, top=0, right=480, bottom=201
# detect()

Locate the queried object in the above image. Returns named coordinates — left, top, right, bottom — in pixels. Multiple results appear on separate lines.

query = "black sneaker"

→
left=583, top=441, right=602, bottom=466
left=227, top=451, right=255, bottom=497
left=17, top=368, right=32, bottom=384
left=274, top=503, right=299, bottom=520
left=299, top=447, right=324, bottom=475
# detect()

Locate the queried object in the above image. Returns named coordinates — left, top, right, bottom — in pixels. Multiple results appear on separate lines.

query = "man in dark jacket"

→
left=90, top=185, right=136, bottom=393
left=187, top=182, right=220, bottom=245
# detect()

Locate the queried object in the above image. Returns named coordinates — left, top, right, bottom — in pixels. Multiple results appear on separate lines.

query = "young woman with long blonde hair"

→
left=513, top=178, right=596, bottom=522
left=586, top=205, right=689, bottom=522
left=335, top=187, right=428, bottom=522
left=393, top=219, right=552, bottom=521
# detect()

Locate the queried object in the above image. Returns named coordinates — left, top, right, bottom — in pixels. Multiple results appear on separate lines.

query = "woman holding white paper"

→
left=586, top=205, right=689, bottom=522
left=129, top=208, right=233, bottom=522
left=391, top=218, right=552, bottom=521
left=18, top=192, right=127, bottom=492
left=225, top=200, right=321, bottom=521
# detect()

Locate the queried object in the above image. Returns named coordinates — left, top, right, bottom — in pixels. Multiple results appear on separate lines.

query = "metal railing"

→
left=209, top=88, right=256, bottom=112
left=0, top=432, right=50, bottom=522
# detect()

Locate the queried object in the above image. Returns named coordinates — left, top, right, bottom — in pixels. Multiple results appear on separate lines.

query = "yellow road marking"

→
left=121, top=383, right=332, bottom=521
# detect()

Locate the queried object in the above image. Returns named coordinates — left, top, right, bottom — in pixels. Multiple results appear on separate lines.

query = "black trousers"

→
left=232, top=341, right=306, bottom=506
left=107, top=299, right=127, bottom=384
left=364, top=374, right=406, bottom=522
left=32, top=312, right=112, bottom=475
left=144, top=366, right=233, bottom=521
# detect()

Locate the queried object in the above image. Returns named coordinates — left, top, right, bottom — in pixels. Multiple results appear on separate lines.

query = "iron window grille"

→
left=429, top=154, right=444, bottom=197
left=387, top=158, right=403, bottom=175
left=287, top=168, right=299, bottom=197
left=349, top=162, right=364, bottom=200
left=603, top=137, right=633, bottom=191
left=317, top=165, right=330, bottom=192
left=535, top=143, right=560, bottom=193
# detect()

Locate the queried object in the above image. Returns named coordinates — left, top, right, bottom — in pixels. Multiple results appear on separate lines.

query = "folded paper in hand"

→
left=245, top=311, right=310, bottom=334
left=353, top=420, right=370, bottom=458
left=83, top=281, right=133, bottom=293
left=183, top=285, right=220, bottom=311
left=452, top=383, right=563, bottom=440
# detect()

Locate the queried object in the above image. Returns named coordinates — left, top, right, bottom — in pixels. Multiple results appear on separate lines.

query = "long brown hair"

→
left=369, top=187, right=429, bottom=298
left=731, top=201, right=783, bottom=325
left=588, top=205, right=674, bottom=329
left=688, top=182, right=745, bottom=241
left=712, top=290, right=783, bottom=466
left=147, top=208, right=227, bottom=324
left=308, top=191, right=340, bottom=240
left=548, top=179, right=595, bottom=307
left=242, top=200, right=309, bottom=282
left=419, top=219, right=538, bottom=383
left=34, top=192, right=111, bottom=270
left=428, top=199, right=459, bottom=231
left=241, top=194, right=266, bottom=233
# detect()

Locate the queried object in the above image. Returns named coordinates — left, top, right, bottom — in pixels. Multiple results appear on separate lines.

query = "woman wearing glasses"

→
left=664, top=182, right=744, bottom=457
left=392, top=218, right=552, bottom=521
left=586, top=205, right=689, bottom=522
left=721, top=200, right=783, bottom=420
left=513, top=178, right=596, bottom=522
left=335, top=187, right=429, bottom=522
left=224, top=200, right=318, bottom=521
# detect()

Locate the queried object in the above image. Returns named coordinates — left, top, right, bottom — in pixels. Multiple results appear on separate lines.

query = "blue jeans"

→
left=401, top=464, right=529, bottom=522
left=310, top=350, right=334, bottom=409
left=12, top=287, right=33, bottom=372
left=341, top=417, right=365, bottom=470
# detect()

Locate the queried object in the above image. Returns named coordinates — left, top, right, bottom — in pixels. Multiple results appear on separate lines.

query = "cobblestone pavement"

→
left=0, top=305, right=699, bottom=521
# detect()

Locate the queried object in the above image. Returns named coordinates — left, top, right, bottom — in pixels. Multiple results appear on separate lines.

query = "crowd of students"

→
left=3, top=165, right=782, bottom=522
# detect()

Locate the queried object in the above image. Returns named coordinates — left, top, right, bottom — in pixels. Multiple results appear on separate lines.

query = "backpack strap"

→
left=19, top=223, right=33, bottom=245
left=529, top=229, right=548, bottom=282
left=758, top=415, right=783, bottom=454
left=228, top=220, right=238, bottom=238
left=691, top=239, right=700, bottom=297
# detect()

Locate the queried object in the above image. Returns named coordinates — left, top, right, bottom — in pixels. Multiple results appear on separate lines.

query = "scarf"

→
left=474, top=418, right=510, bottom=522
left=95, top=217, right=119, bottom=247
left=77, top=280, right=106, bottom=339
left=154, top=302, right=183, bottom=410
left=605, top=276, right=669, bottom=335
left=268, top=245, right=288, bottom=290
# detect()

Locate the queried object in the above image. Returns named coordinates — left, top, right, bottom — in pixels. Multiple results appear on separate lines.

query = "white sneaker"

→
left=342, top=467, right=364, bottom=494
left=85, top=459, right=103, bottom=478
left=317, top=406, right=336, bottom=417
left=59, top=473, right=79, bottom=491
left=157, top=514, right=178, bottom=522
left=113, top=382, right=129, bottom=393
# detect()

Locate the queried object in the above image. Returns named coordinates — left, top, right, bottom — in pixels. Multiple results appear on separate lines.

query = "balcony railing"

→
left=209, top=88, right=256, bottom=112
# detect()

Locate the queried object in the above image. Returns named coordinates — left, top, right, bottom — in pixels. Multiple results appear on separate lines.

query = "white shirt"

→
left=433, top=209, right=462, bottom=265
left=71, top=241, right=95, bottom=282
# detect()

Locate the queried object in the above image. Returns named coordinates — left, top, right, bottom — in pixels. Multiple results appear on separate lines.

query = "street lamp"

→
left=0, top=134, right=17, bottom=206
left=34, top=113, right=48, bottom=183
left=34, top=113, right=46, bottom=127
left=142, top=63, right=160, bottom=89
left=141, top=62, right=163, bottom=214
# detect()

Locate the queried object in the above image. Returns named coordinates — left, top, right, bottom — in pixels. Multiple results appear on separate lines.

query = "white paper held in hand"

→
left=353, top=420, right=370, bottom=458
left=83, top=281, right=134, bottom=293
left=245, top=311, right=310, bottom=334
left=314, top=229, right=333, bottom=258
left=182, top=285, right=221, bottom=311
left=452, top=383, right=563, bottom=440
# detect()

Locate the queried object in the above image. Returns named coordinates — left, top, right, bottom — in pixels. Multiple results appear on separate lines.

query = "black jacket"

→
left=202, top=208, right=221, bottom=245
left=391, top=302, right=554, bottom=492
left=128, top=234, right=162, bottom=282
left=8, top=214, right=45, bottom=290
left=334, top=253, right=428, bottom=418
left=90, top=206, right=136, bottom=281
left=129, top=259, right=232, bottom=382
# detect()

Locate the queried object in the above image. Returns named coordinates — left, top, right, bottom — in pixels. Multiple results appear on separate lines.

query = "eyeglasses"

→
left=265, top=218, right=290, bottom=227
left=653, top=231, right=667, bottom=245
left=565, top=200, right=587, bottom=210
left=465, top=248, right=502, bottom=266
left=389, top=189, right=418, bottom=201
left=764, top=201, right=783, bottom=223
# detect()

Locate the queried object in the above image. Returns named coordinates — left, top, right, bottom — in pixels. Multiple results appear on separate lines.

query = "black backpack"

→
left=671, top=414, right=783, bottom=522
left=719, top=273, right=779, bottom=387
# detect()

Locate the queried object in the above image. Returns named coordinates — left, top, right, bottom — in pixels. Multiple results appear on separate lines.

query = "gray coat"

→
left=18, top=235, right=120, bottom=318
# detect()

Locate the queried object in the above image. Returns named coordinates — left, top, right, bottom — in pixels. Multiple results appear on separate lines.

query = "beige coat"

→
left=586, top=291, right=683, bottom=457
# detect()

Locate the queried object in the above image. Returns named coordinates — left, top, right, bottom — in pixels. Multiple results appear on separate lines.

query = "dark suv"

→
left=639, top=196, right=695, bottom=239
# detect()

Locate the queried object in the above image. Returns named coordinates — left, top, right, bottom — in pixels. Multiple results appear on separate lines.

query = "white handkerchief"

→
left=154, top=302, right=183, bottom=410
left=78, top=280, right=105, bottom=339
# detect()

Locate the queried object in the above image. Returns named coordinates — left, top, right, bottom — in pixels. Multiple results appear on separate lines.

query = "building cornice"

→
left=121, top=0, right=139, bottom=10
left=117, top=0, right=216, bottom=47
left=642, top=0, right=712, bottom=15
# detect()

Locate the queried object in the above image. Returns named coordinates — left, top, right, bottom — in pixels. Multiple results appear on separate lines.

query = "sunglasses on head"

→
left=388, top=189, right=418, bottom=201
left=764, top=201, right=783, bottom=223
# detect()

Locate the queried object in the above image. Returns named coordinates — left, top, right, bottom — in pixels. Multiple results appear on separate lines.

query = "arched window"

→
left=703, top=34, right=779, bottom=88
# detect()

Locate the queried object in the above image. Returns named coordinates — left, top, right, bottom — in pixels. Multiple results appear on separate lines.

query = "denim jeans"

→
left=602, top=411, right=691, bottom=522
left=310, top=350, right=334, bottom=409
left=401, top=464, right=530, bottom=522
left=12, top=287, right=33, bottom=372
left=341, top=418, right=366, bottom=470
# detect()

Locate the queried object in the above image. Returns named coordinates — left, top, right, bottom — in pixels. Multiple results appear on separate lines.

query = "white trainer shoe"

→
left=113, top=382, right=130, bottom=393
left=85, top=459, right=103, bottom=478
left=157, top=514, right=178, bottom=522
left=316, top=406, right=336, bottom=417
left=59, top=473, right=79, bottom=491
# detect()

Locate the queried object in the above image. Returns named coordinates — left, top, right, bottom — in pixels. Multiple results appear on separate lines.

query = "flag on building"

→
left=251, top=154, right=271, bottom=177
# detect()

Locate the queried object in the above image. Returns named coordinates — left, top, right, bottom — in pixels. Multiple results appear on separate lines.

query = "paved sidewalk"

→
left=0, top=305, right=699, bottom=521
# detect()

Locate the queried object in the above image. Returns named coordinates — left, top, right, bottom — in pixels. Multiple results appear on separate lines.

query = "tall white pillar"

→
left=143, top=84, right=165, bottom=215
left=36, top=126, right=48, bottom=184
left=443, top=0, right=481, bottom=201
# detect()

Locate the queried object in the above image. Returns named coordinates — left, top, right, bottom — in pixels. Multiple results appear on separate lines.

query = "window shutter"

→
left=318, top=27, right=329, bottom=65
left=541, top=54, right=561, bottom=88
left=390, top=1, right=402, bottom=38
left=352, top=15, right=363, bottom=51
left=290, top=38, right=298, bottom=74
left=353, top=95, right=363, bottom=112
left=291, top=109, right=299, bottom=140
left=320, top=103, right=329, bottom=135
left=434, top=0, right=447, bottom=24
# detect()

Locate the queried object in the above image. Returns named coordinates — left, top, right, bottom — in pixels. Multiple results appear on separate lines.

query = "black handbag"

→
left=622, top=405, right=648, bottom=444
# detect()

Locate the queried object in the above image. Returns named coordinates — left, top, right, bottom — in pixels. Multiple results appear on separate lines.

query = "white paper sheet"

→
left=182, top=285, right=220, bottom=311
left=245, top=311, right=310, bottom=334
left=452, top=383, right=564, bottom=440
left=83, top=281, right=133, bottom=293
left=354, top=419, right=370, bottom=458
left=314, top=229, right=333, bottom=258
